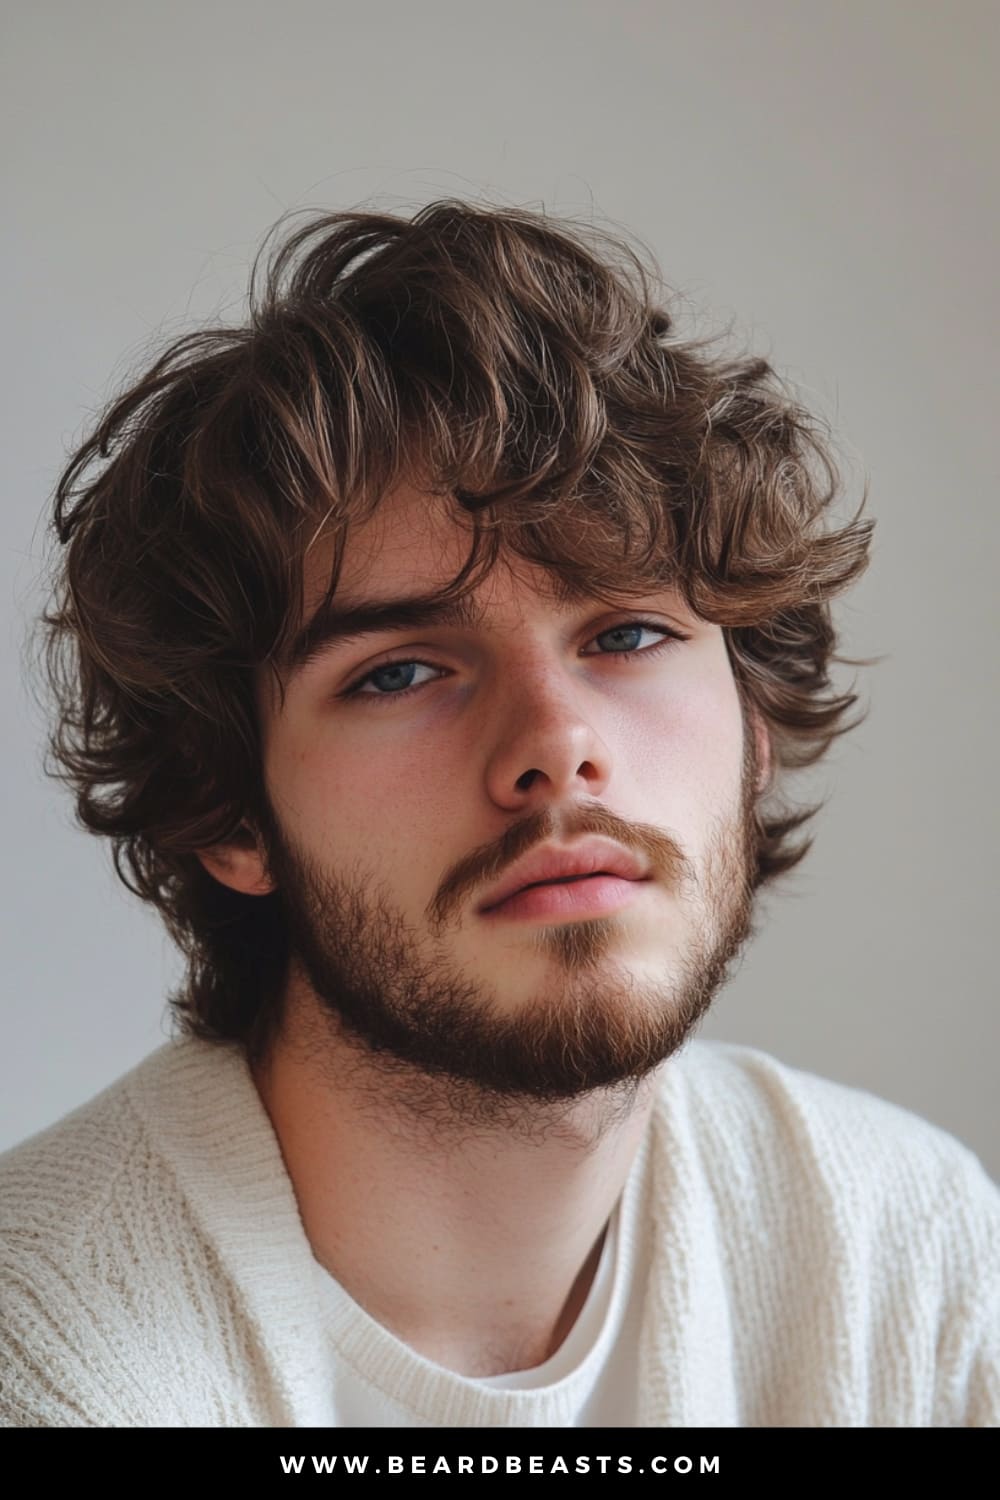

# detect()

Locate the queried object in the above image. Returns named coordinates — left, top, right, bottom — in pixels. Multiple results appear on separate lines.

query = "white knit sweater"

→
left=1, top=1036, right=997, bottom=1427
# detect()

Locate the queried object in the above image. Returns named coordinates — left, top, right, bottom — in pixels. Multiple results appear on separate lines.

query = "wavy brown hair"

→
left=39, top=198, right=876, bottom=1058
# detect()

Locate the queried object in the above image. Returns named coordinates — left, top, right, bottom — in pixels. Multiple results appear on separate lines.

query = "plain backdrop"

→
left=3, top=1, right=997, bottom=1179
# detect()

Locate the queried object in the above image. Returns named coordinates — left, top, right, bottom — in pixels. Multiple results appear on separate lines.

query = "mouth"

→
left=476, top=837, right=650, bottom=916
left=520, top=872, right=607, bottom=890
left=480, top=871, right=649, bottom=923
left=483, top=871, right=610, bottom=910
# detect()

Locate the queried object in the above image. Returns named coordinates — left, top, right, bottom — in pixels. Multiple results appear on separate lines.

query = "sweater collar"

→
left=126, top=1035, right=332, bottom=1426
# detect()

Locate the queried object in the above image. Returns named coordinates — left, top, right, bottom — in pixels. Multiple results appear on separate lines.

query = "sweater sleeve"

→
left=930, top=1147, right=1000, bottom=1426
left=670, top=1042, right=1000, bottom=1426
left=0, top=1096, right=164, bottom=1428
left=0, top=1251, right=126, bottom=1427
left=0, top=1212, right=180, bottom=1428
left=0, top=1068, right=300, bottom=1428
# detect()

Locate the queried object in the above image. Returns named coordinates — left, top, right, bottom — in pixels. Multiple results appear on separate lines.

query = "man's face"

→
left=251, top=485, right=764, bottom=1113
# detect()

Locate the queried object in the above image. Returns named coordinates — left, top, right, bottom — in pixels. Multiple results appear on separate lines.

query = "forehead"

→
left=301, top=480, right=681, bottom=622
left=306, top=482, right=486, bottom=606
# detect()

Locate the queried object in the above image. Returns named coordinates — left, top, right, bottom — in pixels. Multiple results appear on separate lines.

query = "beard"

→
left=255, top=713, right=761, bottom=1132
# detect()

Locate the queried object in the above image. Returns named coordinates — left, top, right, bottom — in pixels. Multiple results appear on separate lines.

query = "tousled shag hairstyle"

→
left=40, top=198, right=875, bottom=1058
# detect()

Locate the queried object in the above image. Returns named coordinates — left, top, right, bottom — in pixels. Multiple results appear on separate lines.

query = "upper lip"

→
left=478, top=838, right=649, bottom=913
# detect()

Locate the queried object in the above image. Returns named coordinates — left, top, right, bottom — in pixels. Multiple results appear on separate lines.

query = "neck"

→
left=252, top=986, right=658, bottom=1377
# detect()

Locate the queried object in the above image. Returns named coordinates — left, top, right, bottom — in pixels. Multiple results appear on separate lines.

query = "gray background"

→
left=3, top=2, right=997, bottom=1178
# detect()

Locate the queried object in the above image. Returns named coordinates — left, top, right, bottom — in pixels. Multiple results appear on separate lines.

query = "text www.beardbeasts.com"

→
left=280, top=1455, right=720, bottom=1476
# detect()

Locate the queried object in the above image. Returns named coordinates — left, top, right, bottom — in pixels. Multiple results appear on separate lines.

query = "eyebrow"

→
left=284, top=594, right=490, bottom=675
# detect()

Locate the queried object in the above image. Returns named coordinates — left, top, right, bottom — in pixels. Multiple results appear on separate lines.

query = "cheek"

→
left=265, top=730, right=446, bottom=874
left=623, top=674, right=745, bottom=829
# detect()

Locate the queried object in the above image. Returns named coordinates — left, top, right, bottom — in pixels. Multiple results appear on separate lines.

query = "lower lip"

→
left=481, top=875, right=650, bottom=922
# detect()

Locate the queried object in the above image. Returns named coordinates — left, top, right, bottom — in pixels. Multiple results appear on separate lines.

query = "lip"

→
left=477, top=838, right=649, bottom=915
left=480, top=873, right=649, bottom=922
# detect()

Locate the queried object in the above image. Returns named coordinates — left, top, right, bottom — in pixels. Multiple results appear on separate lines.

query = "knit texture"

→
left=1, top=1037, right=997, bottom=1427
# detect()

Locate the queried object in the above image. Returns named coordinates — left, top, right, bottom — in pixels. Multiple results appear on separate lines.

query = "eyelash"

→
left=337, top=619, right=691, bottom=707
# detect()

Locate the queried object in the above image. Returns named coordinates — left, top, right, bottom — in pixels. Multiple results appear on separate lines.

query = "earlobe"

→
left=196, top=825, right=276, bottom=897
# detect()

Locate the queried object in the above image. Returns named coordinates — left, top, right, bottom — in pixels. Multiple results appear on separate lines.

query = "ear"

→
left=749, top=706, right=773, bottom=794
left=196, top=824, right=276, bottom=897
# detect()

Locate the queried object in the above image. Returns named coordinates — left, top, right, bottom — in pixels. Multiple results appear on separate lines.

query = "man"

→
left=2, top=200, right=997, bottom=1427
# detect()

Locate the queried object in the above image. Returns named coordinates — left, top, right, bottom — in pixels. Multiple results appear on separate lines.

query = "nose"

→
left=483, top=669, right=614, bottom=812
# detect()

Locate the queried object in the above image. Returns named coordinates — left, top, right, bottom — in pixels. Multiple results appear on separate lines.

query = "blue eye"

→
left=339, top=619, right=689, bottom=706
left=356, top=660, right=433, bottom=696
left=595, top=623, right=648, bottom=653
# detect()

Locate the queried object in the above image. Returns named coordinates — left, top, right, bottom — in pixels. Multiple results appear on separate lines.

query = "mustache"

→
left=426, top=802, right=687, bottom=930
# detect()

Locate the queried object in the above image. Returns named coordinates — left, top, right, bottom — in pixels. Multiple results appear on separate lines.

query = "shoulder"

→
left=650, top=1041, right=1000, bottom=1424
left=664, top=1039, right=997, bottom=1206
left=0, top=1038, right=247, bottom=1247
left=0, top=1040, right=260, bottom=1426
